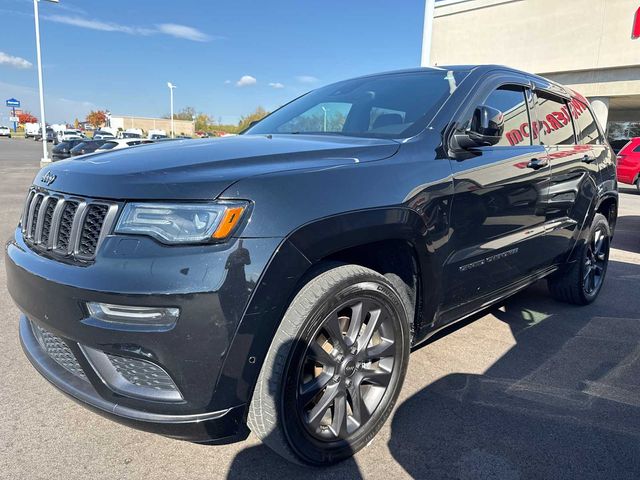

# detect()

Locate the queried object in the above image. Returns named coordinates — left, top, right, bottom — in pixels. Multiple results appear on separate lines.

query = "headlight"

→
left=114, top=201, right=248, bottom=244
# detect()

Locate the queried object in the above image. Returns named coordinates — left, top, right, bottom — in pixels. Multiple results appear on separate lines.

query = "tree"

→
left=164, top=106, right=196, bottom=121
left=194, top=112, right=212, bottom=132
left=86, top=110, right=108, bottom=129
left=237, top=106, right=269, bottom=132
left=18, top=112, right=37, bottom=124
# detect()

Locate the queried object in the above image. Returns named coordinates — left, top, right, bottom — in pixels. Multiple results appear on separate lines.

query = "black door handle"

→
left=527, top=158, right=548, bottom=170
left=582, top=155, right=596, bottom=164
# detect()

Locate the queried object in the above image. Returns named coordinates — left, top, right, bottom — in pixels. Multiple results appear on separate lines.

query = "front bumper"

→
left=19, top=315, right=248, bottom=443
left=6, top=227, right=281, bottom=443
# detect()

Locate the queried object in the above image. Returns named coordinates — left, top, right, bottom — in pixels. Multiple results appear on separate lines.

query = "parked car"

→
left=608, top=138, right=630, bottom=155
left=34, top=127, right=54, bottom=142
left=0, top=126, right=11, bottom=138
left=93, top=130, right=116, bottom=140
left=7, top=66, right=618, bottom=466
left=55, top=129, right=85, bottom=145
left=117, top=128, right=144, bottom=139
left=95, top=138, right=155, bottom=152
left=615, top=137, right=640, bottom=190
left=148, top=128, right=167, bottom=139
left=24, top=123, right=40, bottom=139
left=69, top=140, right=107, bottom=157
left=51, top=139, right=85, bottom=161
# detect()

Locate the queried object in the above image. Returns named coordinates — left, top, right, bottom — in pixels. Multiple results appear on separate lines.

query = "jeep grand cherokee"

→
left=6, top=65, right=617, bottom=465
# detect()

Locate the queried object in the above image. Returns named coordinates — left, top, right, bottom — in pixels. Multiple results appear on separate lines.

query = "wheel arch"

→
left=595, top=192, right=618, bottom=235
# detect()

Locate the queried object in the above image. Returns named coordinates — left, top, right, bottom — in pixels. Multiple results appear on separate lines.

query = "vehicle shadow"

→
left=388, top=260, right=640, bottom=479
left=612, top=215, right=640, bottom=255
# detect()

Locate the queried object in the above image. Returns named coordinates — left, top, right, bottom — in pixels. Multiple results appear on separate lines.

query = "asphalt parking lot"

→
left=0, top=138, right=639, bottom=479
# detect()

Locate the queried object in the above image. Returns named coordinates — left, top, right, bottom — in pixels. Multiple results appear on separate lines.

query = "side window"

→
left=569, top=99, right=603, bottom=145
left=535, top=93, right=575, bottom=146
left=480, top=85, right=531, bottom=147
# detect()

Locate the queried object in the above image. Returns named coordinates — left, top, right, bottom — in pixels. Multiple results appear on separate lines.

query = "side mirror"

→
left=452, top=105, right=504, bottom=151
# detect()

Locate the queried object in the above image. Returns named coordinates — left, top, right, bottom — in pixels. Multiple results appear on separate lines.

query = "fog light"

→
left=86, top=303, right=179, bottom=330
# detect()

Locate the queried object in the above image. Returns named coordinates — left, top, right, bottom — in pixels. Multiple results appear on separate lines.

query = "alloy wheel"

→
left=295, top=297, right=399, bottom=441
left=583, top=227, right=609, bottom=295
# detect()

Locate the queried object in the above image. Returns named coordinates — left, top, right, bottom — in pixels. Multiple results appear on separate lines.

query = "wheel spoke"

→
left=594, top=230, right=604, bottom=254
left=345, top=301, right=364, bottom=346
left=329, top=392, right=348, bottom=438
left=348, top=381, right=370, bottom=427
left=307, top=382, right=339, bottom=430
left=364, top=338, right=395, bottom=360
left=324, top=313, right=348, bottom=351
left=307, top=340, right=336, bottom=367
left=360, top=367, right=392, bottom=388
left=299, top=371, right=332, bottom=406
left=356, top=308, right=383, bottom=353
left=583, top=267, right=592, bottom=288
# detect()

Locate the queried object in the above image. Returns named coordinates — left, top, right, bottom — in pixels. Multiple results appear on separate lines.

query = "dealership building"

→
left=427, top=0, right=640, bottom=133
left=109, top=115, right=195, bottom=137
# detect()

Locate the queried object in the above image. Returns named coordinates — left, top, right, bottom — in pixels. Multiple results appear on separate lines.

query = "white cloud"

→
left=296, top=75, right=319, bottom=84
left=156, top=23, right=211, bottom=42
left=43, top=14, right=153, bottom=35
left=236, top=75, right=257, bottom=87
left=268, top=82, right=285, bottom=89
left=42, top=15, right=211, bottom=42
left=0, top=51, right=32, bottom=69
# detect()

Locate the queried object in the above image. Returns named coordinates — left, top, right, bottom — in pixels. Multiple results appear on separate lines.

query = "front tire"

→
left=248, top=264, right=411, bottom=465
left=548, top=213, right=610, bottom=305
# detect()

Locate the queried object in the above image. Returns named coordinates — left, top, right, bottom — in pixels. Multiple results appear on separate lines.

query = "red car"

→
left=616, top=138, right=640, bottom=190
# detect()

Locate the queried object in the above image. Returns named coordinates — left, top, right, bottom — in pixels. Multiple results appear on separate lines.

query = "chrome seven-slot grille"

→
left=21, top=188, right=118, bottom=261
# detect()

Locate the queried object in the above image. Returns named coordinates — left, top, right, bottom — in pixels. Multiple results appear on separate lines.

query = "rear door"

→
left=443, top=78, right=551, bottom=311
left=534, top=89, right=600, bottom=262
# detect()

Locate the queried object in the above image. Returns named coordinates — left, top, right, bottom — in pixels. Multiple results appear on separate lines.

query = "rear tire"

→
left=635, top=176, right=640, bottom=192
left=547, top=213, right=610, bottom=305
left=247, top=264, right=411, bottom=466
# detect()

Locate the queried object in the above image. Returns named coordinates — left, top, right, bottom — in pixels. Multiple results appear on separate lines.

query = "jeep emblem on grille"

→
left=41, top=171, right=57, bottom=186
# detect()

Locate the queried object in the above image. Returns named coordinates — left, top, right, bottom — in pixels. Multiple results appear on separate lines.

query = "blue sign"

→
left=6, top=98, right=20, bottom=108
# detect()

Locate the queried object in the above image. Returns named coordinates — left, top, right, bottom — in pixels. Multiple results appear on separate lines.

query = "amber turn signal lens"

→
left=212, top=206, right=245, bottom=239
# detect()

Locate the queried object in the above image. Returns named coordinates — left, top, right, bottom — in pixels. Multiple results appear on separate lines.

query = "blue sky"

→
left=0, top=0, right=427, bottom=125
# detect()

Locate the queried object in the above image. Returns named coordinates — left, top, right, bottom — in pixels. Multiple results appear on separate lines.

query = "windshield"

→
left=98, top=141, right=118, bottom=150
left=246, top=70, right=469, bottom=139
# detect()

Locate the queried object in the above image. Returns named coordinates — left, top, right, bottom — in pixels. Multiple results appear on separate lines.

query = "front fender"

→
left=211, top=205, right=450, bottom=410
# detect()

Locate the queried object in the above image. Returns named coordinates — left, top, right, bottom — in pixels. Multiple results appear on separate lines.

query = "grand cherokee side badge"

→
left=41, top=171, right=56, bottom=186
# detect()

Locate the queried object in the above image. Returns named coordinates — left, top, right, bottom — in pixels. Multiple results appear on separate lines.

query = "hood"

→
left=34, top=135, right=399, bottom=200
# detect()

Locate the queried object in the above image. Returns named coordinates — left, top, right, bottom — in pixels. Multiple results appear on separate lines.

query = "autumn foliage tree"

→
left=237, top=106, right=269, bottom=132
left=86, top=110, right=108, bottom=129
left=18, top=112, right=37, bottom=124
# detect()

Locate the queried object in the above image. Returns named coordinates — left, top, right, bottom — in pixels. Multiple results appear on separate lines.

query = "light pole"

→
left=33, top=0, right=59, bottom=167
left=420, top=0, right=436, bottom=67
left=167, top=82, right=176, bottom=138
left=321, top=106, right=328, bottom=132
